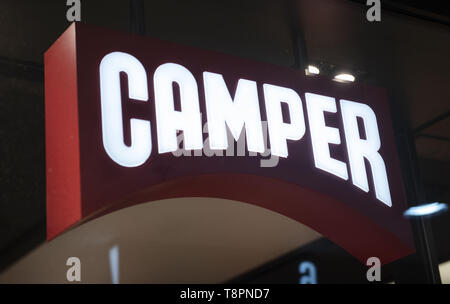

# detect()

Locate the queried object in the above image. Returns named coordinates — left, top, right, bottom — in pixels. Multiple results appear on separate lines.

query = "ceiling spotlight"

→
left=403, top=202, right=448, bottom=218
left=305, top=65, right=320, bottom=76
left=334, top=73, right=355, bottom=83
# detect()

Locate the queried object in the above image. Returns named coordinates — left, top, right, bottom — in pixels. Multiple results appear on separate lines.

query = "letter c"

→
left=99, top=51, right=152, bottom=167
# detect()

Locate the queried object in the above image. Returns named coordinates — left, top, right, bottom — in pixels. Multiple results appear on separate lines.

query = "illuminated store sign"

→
left=45, top=23, right=414, bottom=264
left=100, top=52, right=391, bottom=206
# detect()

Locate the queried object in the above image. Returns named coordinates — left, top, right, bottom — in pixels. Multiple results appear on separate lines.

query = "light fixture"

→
left=334, top=73, right=355, bottom=83
left=403, top=202, right=448, bottom=218
left=305, top=65, right=320, bottom=76
left=109, top=245, right=120, bottom=284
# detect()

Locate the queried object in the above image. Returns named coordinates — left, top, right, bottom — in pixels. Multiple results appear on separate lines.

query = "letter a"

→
left=366, top=257, right=381, bottom=282
left=66, top=257, right=81, bottom=282
left=366, top=0, right=381, bottom=22
left=66, top=0, right=81, bottom=22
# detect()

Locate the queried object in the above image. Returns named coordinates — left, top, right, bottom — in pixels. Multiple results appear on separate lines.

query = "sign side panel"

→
left=44, top=24, right=82, bottom=240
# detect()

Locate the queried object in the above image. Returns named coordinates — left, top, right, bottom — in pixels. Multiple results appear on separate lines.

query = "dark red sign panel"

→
left=45, top=23, right=414, bottom=264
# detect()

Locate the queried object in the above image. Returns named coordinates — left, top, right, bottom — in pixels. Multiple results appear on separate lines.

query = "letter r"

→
left=340, top=99, right=392, bottom=207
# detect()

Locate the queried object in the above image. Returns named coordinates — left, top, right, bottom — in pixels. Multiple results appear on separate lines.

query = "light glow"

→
left=305, top=93, right=348, bottom=180
left=99, top=51, right=151, bottom=167
left=306, top=65, right=320, bottom=75
left=404, top=202, right=448, bottom=217
left=108, top=245, right=119, bottom=284
left=263, top=84, right=306, bottom=158
left=334, top=73, right=355, bottom=82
